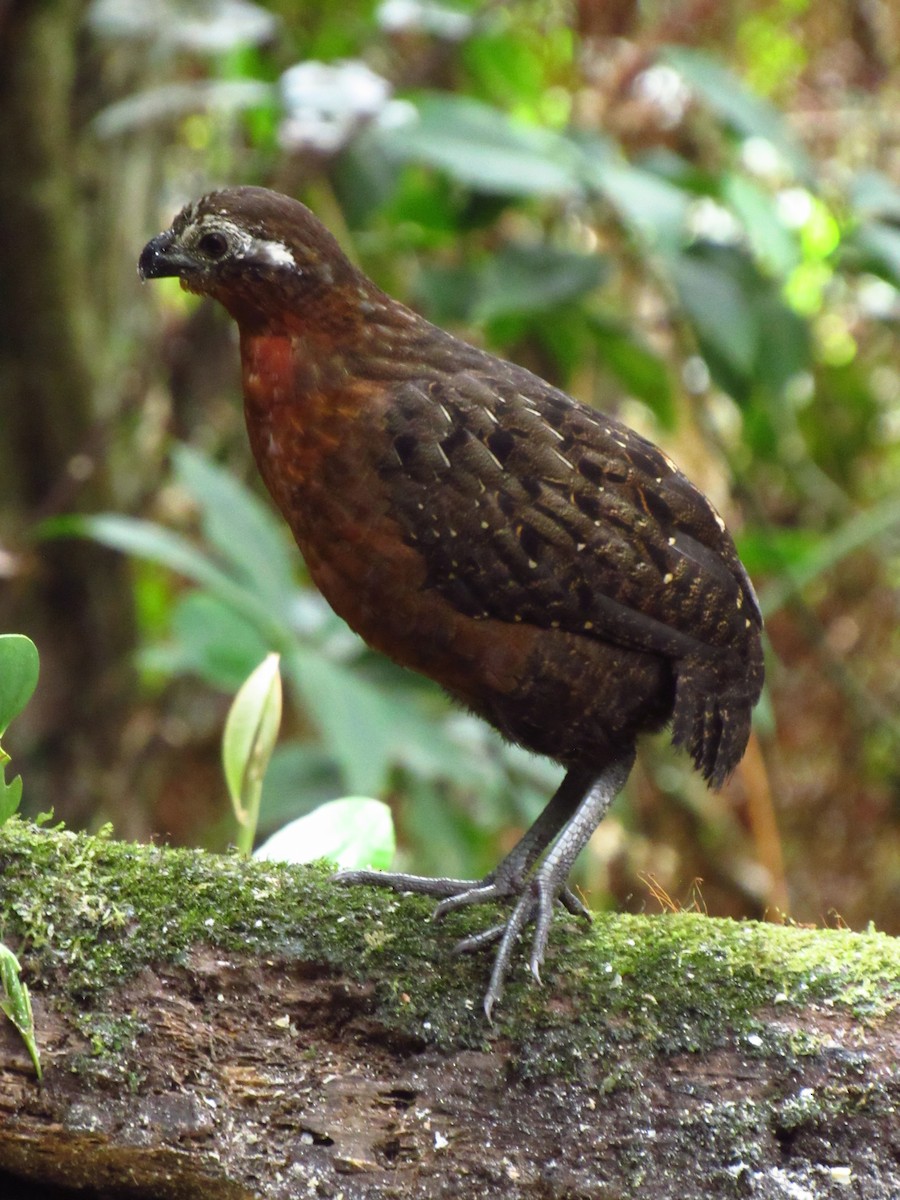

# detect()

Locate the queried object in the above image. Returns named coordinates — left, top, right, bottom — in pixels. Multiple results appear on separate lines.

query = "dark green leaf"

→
left=474, top=243, right=608, bottom=321
left=589, top=318, right=675, bottom=425
left=416, top=263, right=482, bottom=324
left=667, top=242, right=809, bottom=403
left=751, top=289, right=810, bottom=398
left=670, top=245, right=758, bottom=387
left=850, top=220, right=900, bottom=287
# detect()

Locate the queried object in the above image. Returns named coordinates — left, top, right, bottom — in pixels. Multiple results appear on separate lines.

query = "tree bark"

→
left=0, top=1, right=137, bottom=826
left=0, top=819, right=898, bottom=1199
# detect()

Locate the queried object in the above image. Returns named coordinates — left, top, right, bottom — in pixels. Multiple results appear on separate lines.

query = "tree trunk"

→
left=0, top=819, right=898, bottom=1199
left=0, top=0, right=137, bottom=826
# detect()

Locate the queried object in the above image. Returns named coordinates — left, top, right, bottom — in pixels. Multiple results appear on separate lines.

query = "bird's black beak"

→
left=138, top=231, right=195, bottom=281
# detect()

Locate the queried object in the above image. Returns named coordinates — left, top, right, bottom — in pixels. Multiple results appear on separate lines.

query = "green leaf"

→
left=0, top=775, right=23, bottom=826
left=0, top=943, right=41, bottom=1080
left=662, top=46, right=812, bottom=180
left=0, top=635, right=39, bottom=738
left=750, top=286, right=810, bottom=398
left=665, top=241, right=809, bottom=403
left=755, top=495, right=900, bottom=618
left=416, top=263, right=483, bottom=324
left=376, top=93, right=582, bottom=197
left=589, top=318, right=675, bottom=425
left=92, top=79, right=274, bottom=139
left=473, top=243, right=608, bottom=321
left=670, top=245, right=759, bottom=384
left=0, top=635, right=38, bottom=826
left=735, top=527, right=821, bottom=577
left=851, top=220, right=900, bottom=287
left=253, top=797, right=395, bottom=870
left=172, top=445, right=297, bottom=613
left=283, top=648, right=398, bottom=796
left=223, top=652, right=283, bottom=854
left=45, top=512, right=231, bottom=587
left=165, top=592, right=274, bottom=691
left=462, top=31, right=551, bottom=113
left=722, top=173, right=800, bottom=277
left=588, top=159, right=691, bottom=253
left=45, top=514, right=290, bottom=649
left=259, top=741, right=341, bottom=832
left=850, top=169, right=900, bottom=222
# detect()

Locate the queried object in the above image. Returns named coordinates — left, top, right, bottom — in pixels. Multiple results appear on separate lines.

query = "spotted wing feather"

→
left=379, top=361, right=764, bottom=784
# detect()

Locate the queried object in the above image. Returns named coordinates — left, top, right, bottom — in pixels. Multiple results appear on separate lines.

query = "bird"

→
left=139, top=186, right=764, bottom=1018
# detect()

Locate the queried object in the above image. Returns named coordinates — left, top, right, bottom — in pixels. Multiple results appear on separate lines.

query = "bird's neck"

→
left=237, top=281, right=467, bottom=401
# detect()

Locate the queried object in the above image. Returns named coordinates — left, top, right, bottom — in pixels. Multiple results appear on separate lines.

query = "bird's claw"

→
left=336, top=863, right=584, bottom=1018
left=433, top=882, right=505, bottom=922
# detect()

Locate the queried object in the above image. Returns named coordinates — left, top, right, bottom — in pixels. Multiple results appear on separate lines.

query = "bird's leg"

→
left=335, top=754, right=634, bottom=1018
left=479, top=753, right=633, bottom=1019
left=333, top=767, right=593, bottom=909
left=431, top=767, right=596, bottom=918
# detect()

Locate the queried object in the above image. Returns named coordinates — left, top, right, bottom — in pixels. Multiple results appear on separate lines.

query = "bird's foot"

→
left=334, top=866, right=588, bottom=1021
left=334, top=757, right=632, bottom=1019
left=333, top=868, right=488, bottom=901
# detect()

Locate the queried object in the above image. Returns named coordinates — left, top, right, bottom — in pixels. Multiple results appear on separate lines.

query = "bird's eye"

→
left=197, top=231, right=229, bottom=259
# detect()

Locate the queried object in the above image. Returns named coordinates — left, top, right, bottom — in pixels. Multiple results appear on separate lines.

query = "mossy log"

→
left=0, top=818, right=898, bottom=1199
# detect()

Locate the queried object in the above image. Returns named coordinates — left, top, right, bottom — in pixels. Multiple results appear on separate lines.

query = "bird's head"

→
left=138, top=186, right=363, bottom=331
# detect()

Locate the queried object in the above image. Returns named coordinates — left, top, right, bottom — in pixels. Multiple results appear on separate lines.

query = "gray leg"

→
left=432, top=767, right=596, bottom=919
left=333, top=755, right=634, bottom=1020
left=482, top=754, right=633, bottom=1019
left=334, top=767, right=592, bottom=906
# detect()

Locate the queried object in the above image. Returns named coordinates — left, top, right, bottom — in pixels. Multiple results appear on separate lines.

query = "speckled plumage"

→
left=140, top=186, right=764, bottom=1015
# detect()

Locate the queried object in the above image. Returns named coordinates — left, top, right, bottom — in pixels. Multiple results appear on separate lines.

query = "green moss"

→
left=1, top=816, right=899, bottom=1069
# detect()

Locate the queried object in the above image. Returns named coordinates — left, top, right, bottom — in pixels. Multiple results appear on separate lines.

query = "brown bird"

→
left=139, top=186, right=764, bottom=1017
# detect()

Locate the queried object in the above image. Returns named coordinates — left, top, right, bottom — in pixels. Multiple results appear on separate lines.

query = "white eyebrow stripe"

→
left=253, top=239, right=296, bottom=267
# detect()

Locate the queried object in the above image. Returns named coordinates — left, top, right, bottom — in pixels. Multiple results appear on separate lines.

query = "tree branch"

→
left=1, top=818, right=898, bottom=1198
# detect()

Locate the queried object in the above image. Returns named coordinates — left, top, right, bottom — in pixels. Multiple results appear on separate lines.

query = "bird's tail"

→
left=671, top=650, right=764, bottom=789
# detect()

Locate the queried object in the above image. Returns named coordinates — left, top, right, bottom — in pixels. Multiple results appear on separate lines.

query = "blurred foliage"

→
left=5, top=0, right=900, bottom=929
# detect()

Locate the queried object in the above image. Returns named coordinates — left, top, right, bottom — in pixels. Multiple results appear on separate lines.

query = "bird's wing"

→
left=379, top=363, right=762, bottom=669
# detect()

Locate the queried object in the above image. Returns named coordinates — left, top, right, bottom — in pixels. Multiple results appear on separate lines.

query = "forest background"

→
left=1, top=0, right=898, bottom=938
